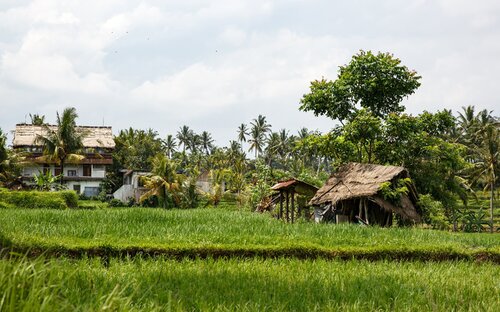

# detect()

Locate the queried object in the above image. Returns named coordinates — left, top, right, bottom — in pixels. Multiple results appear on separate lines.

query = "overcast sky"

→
left=1, top=0, right=499, bottom=146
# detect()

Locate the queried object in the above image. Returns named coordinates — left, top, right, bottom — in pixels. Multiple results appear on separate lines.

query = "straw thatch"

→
left=13, top=124, right=115, bottom=149
left=310, top=162, right=420, bottom=222
left=271, top=178, right=318, bottom=196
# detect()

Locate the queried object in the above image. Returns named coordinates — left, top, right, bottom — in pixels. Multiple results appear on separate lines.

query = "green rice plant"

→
left=0, top=208, right=498, bottom=261
left=0, top=256, right=499, bottom=311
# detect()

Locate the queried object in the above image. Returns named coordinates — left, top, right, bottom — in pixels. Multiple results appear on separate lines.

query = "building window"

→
left=67, top=170, right=77, bottom=177
left=83, top=187, right=100, bottom=197
left=83, top=164, right=91, bottom=177
left=54, top=167, right=62, bottom=176
left=73, top=185, right=81, bottom=193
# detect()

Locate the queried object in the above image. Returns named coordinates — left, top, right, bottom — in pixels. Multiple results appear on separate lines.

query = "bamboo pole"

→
left=291, top=189, right=295, bottom=223
left=279, top=191, right=283, bottom=220
left=286, top=191, right=289, bottom=222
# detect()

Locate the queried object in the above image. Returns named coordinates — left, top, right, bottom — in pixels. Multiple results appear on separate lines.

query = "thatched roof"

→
left=310, top=163, right=407, bottom=205
left=310, top=162, right=420, bottom=221
left=12, top=124, right=115, bottom=149
left=271, top=178, right=318, bottom=196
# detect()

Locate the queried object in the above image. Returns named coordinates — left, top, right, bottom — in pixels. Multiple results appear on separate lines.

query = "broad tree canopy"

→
left=300, top=50, right=421, bottom=123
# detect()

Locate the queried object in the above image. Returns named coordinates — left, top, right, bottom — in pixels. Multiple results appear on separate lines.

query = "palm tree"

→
left=140, top=153, right=183, bottom=208
left=457, top=106, right=477, bottom=135
left=251, top=115, right=271, bottom=134
left=163, top=134, right=177, bottom=158
left=227, top=140, right=242, bottom=161
left=248, top=115, right=271, bottom=158
left=35, top=107, right=86, bottom=185
left=297, top=127, right=311, bottom=140
left=248, top=126, right=265, bottom=158
left=29, top=114, right=46, bottom=125
left=471, top=120, right=499, bottom=233
left=187, top=133, right=202, bottom=154
left=237, top=123, right=248, bottom=144
left=176, top=125, right=192, bottom=153
left=0, top=128, right=7, bottom=176
left=277, top=129, right=292, bottom=159
left=264, top=132, right=280, bottom=166
left=200, top=131, right=214, bottom=155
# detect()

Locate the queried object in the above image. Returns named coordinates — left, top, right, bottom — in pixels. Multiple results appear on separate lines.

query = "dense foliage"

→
left=0, top=188, right=78, bottom=209
left=300, top=50, right=421, bottom=122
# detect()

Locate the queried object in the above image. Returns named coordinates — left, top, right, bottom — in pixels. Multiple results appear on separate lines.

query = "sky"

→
left=1, top=0, right=499, bottom=147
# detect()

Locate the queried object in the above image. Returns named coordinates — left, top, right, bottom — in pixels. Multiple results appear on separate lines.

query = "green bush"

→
left=0, top=201, right=14, bottom=209
left=0, top=188, right=72, bottom=209
left=59, top=190, right=78, bottom=208
left=418, top=194, right=450, bottom=230
left=108, top=199, right=125, bottom=207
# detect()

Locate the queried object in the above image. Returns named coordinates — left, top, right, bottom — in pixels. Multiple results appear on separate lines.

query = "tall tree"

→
left=237, top=123, right=248, bottom=145
left=35, top=107, right=86, bottom=185
left=300, top=50, right=421, bottom=123
left=468, top=113, right=499, bottom=233
left=29, top=114, right=46, bottom=125
left=248, top=126, right=265, bottom=158
left=187, top=133, right=202, bottom=154
left=200, top=131, right=214, bottom=155
left=176, top=125, right=192, bottom=153
left=0, top=128, right=8, bottom=180
left=248, top=115, right=271, bottom=158
left=140, top=154, right=183, bottom=208
left=163, top=134, right=177, bottom=158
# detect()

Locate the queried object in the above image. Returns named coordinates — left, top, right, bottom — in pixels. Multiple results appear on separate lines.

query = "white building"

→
left=113, top=170, right=149, bottom=203
left=12, top=124, right=115, bottom=197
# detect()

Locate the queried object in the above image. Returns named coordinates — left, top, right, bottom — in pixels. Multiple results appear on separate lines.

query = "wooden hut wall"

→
left=328, top=197, right=393, bottom=227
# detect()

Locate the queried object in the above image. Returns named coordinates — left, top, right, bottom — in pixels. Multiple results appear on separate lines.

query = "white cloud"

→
left=1, top=0, right=499, bottom=145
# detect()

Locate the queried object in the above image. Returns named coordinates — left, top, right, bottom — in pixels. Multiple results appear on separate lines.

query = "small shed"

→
left=268, top=179, right=319, bottom=223
left=309, top=163, right=421, bottom=226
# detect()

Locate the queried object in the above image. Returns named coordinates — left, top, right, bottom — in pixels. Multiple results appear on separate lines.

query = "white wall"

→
left=92, top=165, right=106, bottom=178
left=22, top=165, right=42, bottom=177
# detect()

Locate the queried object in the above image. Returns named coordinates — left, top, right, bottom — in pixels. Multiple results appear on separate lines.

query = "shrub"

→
left=59, top=191, right=78, bottom=208
left=108, top=199, right=125, bottom=207
left=0, top=188, right=71, bottom=209
left=0, top=201, right=14, bottom=209
left=418, top=194, right=450, bottom=230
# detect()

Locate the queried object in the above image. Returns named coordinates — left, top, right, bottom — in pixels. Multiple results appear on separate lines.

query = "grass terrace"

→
left=1, top=208, right=498, bottom=261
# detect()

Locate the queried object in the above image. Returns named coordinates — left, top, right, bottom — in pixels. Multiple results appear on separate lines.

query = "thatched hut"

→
left=309, top=163, right=421, bottom=226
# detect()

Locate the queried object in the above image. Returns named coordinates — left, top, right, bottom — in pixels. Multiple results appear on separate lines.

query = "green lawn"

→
left=1, top=208, right=498, bottom=260
left=1, top=256, right=499, bottom=311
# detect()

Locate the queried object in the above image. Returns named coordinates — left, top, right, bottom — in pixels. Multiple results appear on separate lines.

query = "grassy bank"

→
left=0, top=208, right=498, bottom=261
left=1, top=256, right=498, bottom=311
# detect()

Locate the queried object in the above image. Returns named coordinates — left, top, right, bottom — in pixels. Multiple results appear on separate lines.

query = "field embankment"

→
left=1, top=208, right=498, bottom=262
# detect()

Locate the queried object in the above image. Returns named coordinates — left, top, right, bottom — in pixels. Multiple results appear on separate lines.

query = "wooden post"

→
left=298, top=194, right=302, bottom=219
left=279, top=191, right=283, bottom=220
left=291, top=189, right=295, bottom=223
left=286, top=190, right=289, bottom=222
left=385, top=212, right=391, bottom=227
left=358, top=198, right=363, bottom=220
left=364, top=198, right=369, bottom=225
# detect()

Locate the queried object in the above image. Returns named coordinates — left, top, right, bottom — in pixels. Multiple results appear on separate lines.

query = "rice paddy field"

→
left=1, top=207, right=499, bottom=311
left=1, top=256, right=499, bottom=311
left=0, top=208, right=498, bottom=260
